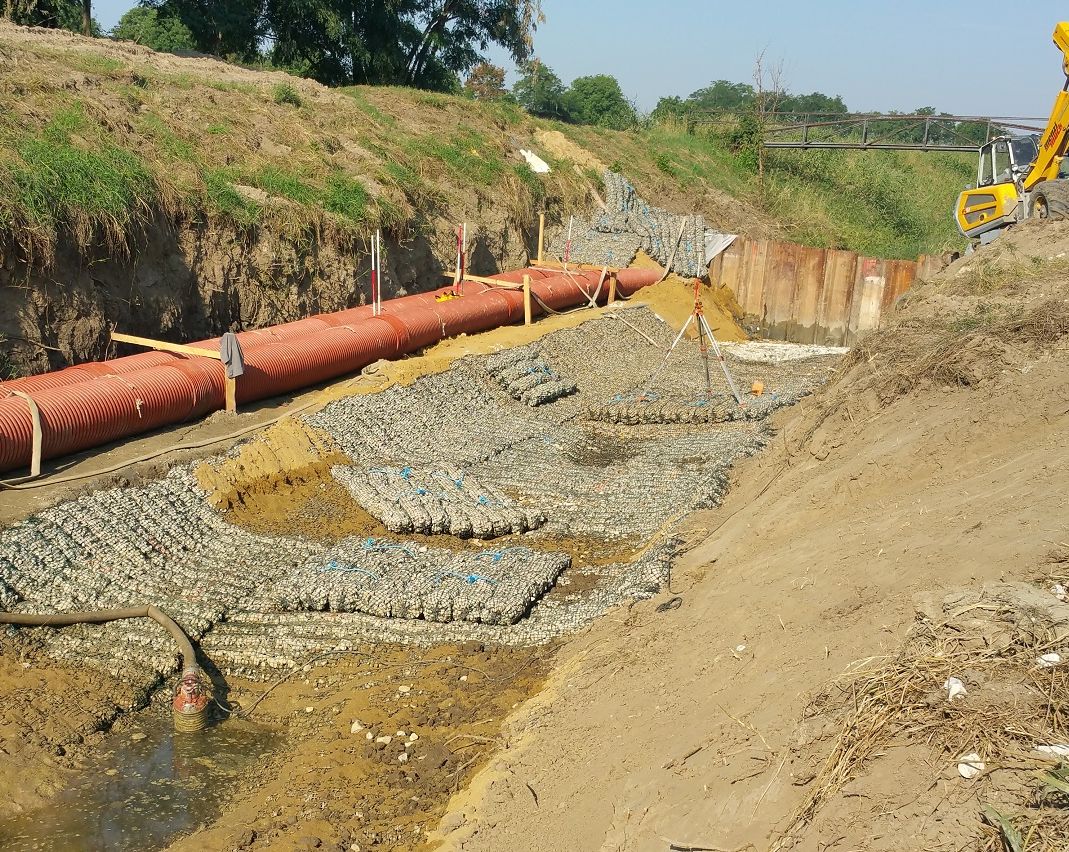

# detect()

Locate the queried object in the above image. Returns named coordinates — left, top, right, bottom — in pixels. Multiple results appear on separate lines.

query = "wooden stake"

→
left=224, top=376, right=237, bottom=413
left=442, top=271, right=523, bottom=289
left=564, top=215, right=574, bottom=266
left=608, top=273, right=617, bottom=303
left=537, top=212, right=545, bottom=264
left=523, top=275, right=532, bottom=325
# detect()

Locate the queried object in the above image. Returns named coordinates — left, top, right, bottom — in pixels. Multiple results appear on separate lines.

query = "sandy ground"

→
left=167, top=642, right=551, bottom=852
left=430, top=226, right=1069, bottom=851
left=0, top=289, right=742, bottom=848
left=434, top=376, right=1068, bottom=850
left=5, top=223, right=1069, bottom=851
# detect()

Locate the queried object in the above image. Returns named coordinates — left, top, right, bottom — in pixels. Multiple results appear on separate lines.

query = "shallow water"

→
left=0, top=713, right=280, bottom=851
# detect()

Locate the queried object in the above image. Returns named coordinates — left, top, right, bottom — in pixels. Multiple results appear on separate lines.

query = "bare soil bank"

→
left=432, top=221, right=1069, bottom=852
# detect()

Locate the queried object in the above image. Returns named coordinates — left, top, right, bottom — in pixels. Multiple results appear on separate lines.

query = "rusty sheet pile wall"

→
left=709, top=238, right=947, bottom=345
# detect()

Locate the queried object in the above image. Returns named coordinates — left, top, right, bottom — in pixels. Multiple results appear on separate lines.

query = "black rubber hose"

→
left=0, top=605, right=197, bottom=672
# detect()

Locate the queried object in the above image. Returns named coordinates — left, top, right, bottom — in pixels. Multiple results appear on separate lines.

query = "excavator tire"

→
left=1032, top=180, right=1069, bottom=220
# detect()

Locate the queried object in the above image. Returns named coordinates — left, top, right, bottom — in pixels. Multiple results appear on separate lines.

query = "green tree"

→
left=149, top=0, right=264, bottom=60
left=687, top=79, right=755, bottom=112
left=5, top=0, right=99, bottom=34
left=400, top=0, right=543, bottom=88
left=264, top=0, right=542, bottom=89
left=112, top=5, right=196, bottom=52
left=463, top=62, right=507, bottom=100
left=779, top=91, right=847, bottom=114
left=564, top=74, right=636, bottom=129
left=650, top=95, right=688, bottom=123
left=513, top=58, right=568, bottom=119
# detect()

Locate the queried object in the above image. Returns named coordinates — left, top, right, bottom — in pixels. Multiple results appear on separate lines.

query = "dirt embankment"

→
left=431, top=220, right=1069, bottom=851
left=0, top=22, right=763, bottom=379
left=0, top=23, right=579, bottom=376
left=4, top=218, right=441, bottom=375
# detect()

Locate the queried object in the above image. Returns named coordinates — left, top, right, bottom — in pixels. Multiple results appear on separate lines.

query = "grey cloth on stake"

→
left=219, top=332, right=245, bottom=379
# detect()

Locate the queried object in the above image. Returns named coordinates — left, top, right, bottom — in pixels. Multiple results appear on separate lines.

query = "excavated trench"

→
left=0, top=305, right=845, bottom=849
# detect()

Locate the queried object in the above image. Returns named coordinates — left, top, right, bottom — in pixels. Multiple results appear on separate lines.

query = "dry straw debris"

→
left=774, top=582, right=1069, bottom=852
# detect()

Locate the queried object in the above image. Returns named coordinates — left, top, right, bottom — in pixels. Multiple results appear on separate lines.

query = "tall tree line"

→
left=5, top=0, right=543, bottom=91
left=143, top=0, right=543, bottom=89
left=5, top=0, right=97, bottom=35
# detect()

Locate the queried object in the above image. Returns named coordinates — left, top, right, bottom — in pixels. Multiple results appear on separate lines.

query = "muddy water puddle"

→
left=0, top=715, right=281, bottom=851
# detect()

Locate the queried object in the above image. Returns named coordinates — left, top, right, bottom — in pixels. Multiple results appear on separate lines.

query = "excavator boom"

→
left=1024, top=22, right=1069, bottom=191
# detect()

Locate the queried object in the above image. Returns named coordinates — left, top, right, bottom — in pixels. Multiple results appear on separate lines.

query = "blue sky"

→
left=93, top=0, right=1067, bottom=118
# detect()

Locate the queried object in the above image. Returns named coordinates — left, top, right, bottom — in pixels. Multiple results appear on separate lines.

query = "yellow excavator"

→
left=955, top=21, right=1069, bottom=243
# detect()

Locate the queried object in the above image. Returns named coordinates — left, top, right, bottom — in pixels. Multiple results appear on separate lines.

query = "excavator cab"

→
left=955, top=22, right=1069, bottom=242
left=955, top=135, right=1039, bottom=240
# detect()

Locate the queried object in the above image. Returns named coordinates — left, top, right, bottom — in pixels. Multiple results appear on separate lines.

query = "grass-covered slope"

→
left=558, top=122, right=973, bottom=259
left=0, top=22, right=969, bottom=266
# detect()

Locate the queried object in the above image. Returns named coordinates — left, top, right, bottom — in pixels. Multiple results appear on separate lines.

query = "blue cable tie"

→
left=435, top=571, right=496, bottom=585
left=362, top=537, right=413, bottom=556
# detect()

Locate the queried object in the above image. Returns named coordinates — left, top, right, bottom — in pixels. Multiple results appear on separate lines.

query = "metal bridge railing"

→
left=685, top=111, right=1047, bottom=152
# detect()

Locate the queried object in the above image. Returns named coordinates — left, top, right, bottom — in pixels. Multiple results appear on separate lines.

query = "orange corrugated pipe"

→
left=0, top=267, right=659, bottom=473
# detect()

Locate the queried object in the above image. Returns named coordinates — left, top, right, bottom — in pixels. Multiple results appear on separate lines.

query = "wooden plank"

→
left=792, top=246, right=827, bottom=343
left=729, top=238, right=750, bottom=318
left=111, top=332, right=220, bottom=360
left=848, top=257, right=886, bottom=343
left=765, top=240, right=800, bottom=341
left=747, top=239, right=771, bottom=322
left=880, top=260, right=916, bottom=321
left=707, top=249, right=723, bottom=284
left=443, top=271, right=523, bottom=290
left=717, top=238, right=744, bottom=298
left=9, top=391, right=42, bottom=478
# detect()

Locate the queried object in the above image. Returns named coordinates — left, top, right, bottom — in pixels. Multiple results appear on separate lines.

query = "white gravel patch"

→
left=722, top=341, right=849, bottom=364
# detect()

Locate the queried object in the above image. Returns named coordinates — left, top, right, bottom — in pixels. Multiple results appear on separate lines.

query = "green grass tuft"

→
left=511, top=163, right=545, bottom=204
left=272, top=83, right=302, bottom=107
left=202, top=168, right=260, bottom=224
left=138, top=114, right=197, bottom=161
left=654, top=152, right=679, bottom=178
left=69, top=53, right=125, bottom=75
left=406, top=130, right=505, bottom=187
left=252, top=166, right=315, bottom=204
left=8, top=107, right=155, bottom=236
left=339, top=89, right=396, bottom=127
left=322, top=173, right=369, bottom=222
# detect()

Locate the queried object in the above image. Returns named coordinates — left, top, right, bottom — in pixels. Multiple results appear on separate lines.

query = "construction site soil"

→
left=2, top=226, right=1068, bottom=852
left=0, top=273, right=818, bottom=851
